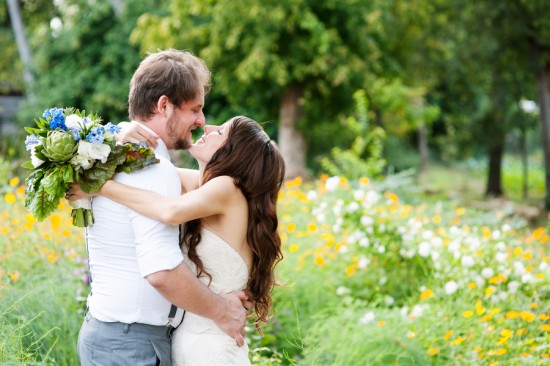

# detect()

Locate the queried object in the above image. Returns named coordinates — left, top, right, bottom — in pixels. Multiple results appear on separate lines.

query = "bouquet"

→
left=23, top=107, right=159, bottom=227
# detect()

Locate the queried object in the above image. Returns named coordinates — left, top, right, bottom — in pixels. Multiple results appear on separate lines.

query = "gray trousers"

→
left=78, top=313, right=172, bottom=366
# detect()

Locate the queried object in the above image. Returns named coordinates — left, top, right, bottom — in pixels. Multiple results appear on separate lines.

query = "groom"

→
left=77, top=49, right=251, bottom=365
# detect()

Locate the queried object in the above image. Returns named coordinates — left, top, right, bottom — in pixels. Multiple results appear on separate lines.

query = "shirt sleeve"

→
left=116, top=157, right=184, bottom=277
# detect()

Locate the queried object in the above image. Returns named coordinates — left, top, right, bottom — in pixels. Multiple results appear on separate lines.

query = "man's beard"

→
left=167, top=115, right=191, bottom=150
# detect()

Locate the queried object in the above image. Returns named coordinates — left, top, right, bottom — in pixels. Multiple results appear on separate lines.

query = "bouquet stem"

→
left=71, top=208, right=95, bottom=227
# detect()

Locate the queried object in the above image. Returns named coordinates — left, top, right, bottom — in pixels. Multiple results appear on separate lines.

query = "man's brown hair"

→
left=129, top=49, right=211, bottom=120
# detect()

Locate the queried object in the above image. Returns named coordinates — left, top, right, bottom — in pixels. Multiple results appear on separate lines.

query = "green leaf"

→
left=21, top=161, right=35, bottom=169
left=115, top=144, right=159, bottom=174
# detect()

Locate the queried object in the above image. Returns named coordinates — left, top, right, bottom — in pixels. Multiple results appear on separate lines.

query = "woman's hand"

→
left=116, top=121, right=159, bottom=148
left=65, top=183, right=95, bottom=202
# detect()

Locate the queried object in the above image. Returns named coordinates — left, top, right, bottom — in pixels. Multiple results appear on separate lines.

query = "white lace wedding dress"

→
left=171, top=229, right=251, bottom=366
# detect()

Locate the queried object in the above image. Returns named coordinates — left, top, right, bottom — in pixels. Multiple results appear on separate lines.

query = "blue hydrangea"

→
left=24, top=134, right=42, bottom=151
left=43, top=107, right=66, bottom=130
left=104, top=122, right=121, bottom=134
left=68, top=126, right=82, bottom=141
left=86, top=126, right=106, bottom=145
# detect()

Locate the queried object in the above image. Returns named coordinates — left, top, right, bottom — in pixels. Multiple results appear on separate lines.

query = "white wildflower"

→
left=359, top=312, right=375, bottom=324
left=508, top=280, right=520, bottom=293
left=481, top=268, right=494, bottom=279
left=325, top=176, right=340, bottom=191
left=306, top=190, right=318, bottom=200
left=336, top=286, right=351, bottom=296
left=444, top=280, right=459, bottom=295
left=461, top=256, right=475, bottom=268
left=418, top=242, right=431, bottom=257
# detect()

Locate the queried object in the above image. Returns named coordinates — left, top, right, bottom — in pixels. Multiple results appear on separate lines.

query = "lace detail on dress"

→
left=172, top=229, right=251, bottom=366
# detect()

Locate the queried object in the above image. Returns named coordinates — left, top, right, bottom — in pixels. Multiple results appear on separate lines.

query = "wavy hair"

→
left=180, top=116, right=285, bottom=329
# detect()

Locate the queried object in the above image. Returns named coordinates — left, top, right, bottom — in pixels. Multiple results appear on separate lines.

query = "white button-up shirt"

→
left=85, top=139, right=185, bottom=326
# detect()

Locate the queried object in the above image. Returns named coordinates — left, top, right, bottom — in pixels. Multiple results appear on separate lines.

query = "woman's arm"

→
left=70, top=176, right=235, bottom=225
left=176, top=168, right=200, bottom=193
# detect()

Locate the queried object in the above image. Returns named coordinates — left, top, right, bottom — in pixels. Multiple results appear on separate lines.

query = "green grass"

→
left=1, top=172, right=549, bottom=365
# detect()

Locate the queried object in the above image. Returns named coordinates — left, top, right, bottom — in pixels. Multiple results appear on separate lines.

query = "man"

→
left=77, top=49, right=250, bottom=365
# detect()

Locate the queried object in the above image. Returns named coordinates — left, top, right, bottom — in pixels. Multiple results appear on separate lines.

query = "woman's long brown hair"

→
left=180, top=116, right=285, bottom=330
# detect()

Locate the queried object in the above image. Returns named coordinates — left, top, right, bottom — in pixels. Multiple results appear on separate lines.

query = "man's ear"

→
left=156, top=95, right=170, bottom=117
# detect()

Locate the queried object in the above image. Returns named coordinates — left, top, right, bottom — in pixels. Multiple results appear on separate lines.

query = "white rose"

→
left=77, top=140, right=111, bottom=163
left=65, top=114, right=84, bottom=128
left=70, top=154, right=94, bottom=170
left=30, top=147, right=44, bottom=168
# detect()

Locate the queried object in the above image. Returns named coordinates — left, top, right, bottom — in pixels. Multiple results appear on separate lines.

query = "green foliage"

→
left=299, top=301, right=428, bottom=365
left=18, top=0, right=157, bottom=125
left=320, top=90, right=386, bottom=179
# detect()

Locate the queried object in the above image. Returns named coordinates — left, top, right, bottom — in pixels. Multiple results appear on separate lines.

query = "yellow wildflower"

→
left=443, top=330, right=453, bottom=340
left=427, top=348, right=439, bottom=356
left=420, top=289, right=433, bottom=301
left=485, top=287, right=496, bottom=296
left=463, top=311, right=474, bottom=318
left=314, top=255, right=325, bottom=267
left=359, top=177, right=370, bottom=185
left=289, top=244, right=299, bottom=253
left=506, top=311, right=520, bottom=319
left=533, top=227, right=545, bottom=240
left=8, top=271, right=20, bottom=282
left=9, top=177, right=19, bottom=186
left=4, top=193, right=16, bottom=204
left=520, top=311, right=535, bottom=322
left=385, top=192, right=399, bottom=204
left=345, top=265, right=357, bottom=276
left=307, top=223, right=317, bottom=233
left=495, top=349, right=507, bottom=356
left=450, top=336, right=465, bottom=346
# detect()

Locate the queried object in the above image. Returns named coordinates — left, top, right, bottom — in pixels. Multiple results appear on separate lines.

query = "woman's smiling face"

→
left=188, top=120, right=231, bottom=164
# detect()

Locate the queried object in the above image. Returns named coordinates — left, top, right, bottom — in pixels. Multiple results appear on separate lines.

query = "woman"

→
left=70, top=116, right=285, bottom=365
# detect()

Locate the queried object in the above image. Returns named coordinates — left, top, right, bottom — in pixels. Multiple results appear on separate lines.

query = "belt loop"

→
left=123, top=324, right=130, bottom=334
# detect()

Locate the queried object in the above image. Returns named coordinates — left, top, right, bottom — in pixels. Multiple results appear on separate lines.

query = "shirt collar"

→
left=131, top=121, right=170, bottom=160
left=154, top=139, right=170, bottom=160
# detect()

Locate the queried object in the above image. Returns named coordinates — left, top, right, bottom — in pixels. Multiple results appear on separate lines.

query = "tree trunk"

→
left=520, top=127, right=528, bottom=200
left=537, top=61, right=550, bottom=210
left=418, top=123, right=429, bottom=175
left=278, top=84, right=307, bottom=180
left=7, top=0, right=34, bottom=88
left=486, top=137, right=505, bottom=197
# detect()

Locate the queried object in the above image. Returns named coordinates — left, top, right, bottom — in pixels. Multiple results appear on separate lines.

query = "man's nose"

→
left=196, top=112, right=206, bottom=127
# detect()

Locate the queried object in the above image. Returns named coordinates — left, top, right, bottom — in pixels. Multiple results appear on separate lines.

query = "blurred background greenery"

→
left=1, top=0, right=549, bottom=210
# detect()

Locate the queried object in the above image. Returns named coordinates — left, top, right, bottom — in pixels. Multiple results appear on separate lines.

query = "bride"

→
left=70, top=116, right=285, bottom=365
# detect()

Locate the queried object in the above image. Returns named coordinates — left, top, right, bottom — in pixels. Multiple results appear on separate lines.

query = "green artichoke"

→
left=42, top=130, right=78, bottom=162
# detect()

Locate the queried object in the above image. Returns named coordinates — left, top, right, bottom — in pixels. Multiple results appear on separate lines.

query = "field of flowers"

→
left=0, top=174, right=549, bottom=365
